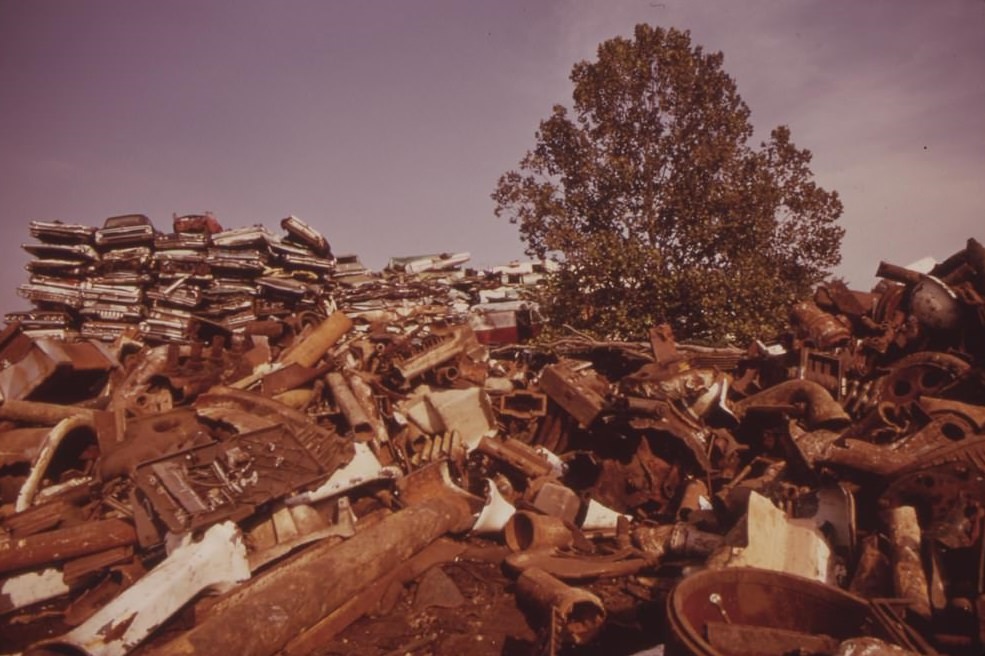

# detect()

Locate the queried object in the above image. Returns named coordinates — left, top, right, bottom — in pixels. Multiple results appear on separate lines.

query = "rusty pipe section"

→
left=876, top=261, right=924, bottom=286
left=790, top=301, right=851, bottom=349
left=148, top=493, right=472, bottom=656
left=883, top=505, right=932, bottom=619
left=475, top=436, right=553, bottom=479
left=515, top=567, right=606, bottom=646
left=0, top=519, right=136, bottom=576
left=346, top=373, right=389, bottom=444
left=504, top=511, right=574, bottom=552
left=277, top=310, right=352, bottom=368
left=0, top=398, right=97, bottom=425
left=734, top=379, right=851, bottom=430
left=392, top=325, right=471, bottom=383
left=434, top=365, right=459, bottom=386
left=325, top=372, right=373, bottom=438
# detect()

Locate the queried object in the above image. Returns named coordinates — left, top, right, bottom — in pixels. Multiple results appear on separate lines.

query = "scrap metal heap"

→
left=1, top=224, right=984, bottom=656
left=9, top=213, right=548, bottom=346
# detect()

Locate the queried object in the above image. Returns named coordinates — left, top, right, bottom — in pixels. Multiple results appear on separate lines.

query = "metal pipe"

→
left=393, top=326, right=470, bottom=383
left=434, top=365, right=459, bottom=386
left=278, top=311, right=352, bottom=368
left=504, top=511, right=574, bottom=552
left=734, top=379, right=851, bottom=430
left=475, top=436, right=553, bottom=479
left=346, top=372, right=389, bottom=444
left=0, top=399, right=96, bottom=425
left=325, top=372, right=373, bottom=437
left=146, top=493, right=472, bottom=656
left=667, top=523, right=724, bottom=558
left=677, top=478, right=709, bottom=521
left=0, top=519, right=136, bottom=576
left=789, top=301, right=851, bottom=349
left=876, top=261, right=923, bottom=286
left=515, top=567, right=606, bottom=646
left=883, top=505, right=932, bottom=619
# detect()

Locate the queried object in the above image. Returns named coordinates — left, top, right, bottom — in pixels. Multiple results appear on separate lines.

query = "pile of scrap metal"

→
left=9, top=213, right=546, bottom=348
left=0, top=234, right=983, bottom=656
left=12, top=213, right=337, bottom=342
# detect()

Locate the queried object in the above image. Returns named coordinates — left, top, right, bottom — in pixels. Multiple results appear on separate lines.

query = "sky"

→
left=0, top=0, right=982, bottom=315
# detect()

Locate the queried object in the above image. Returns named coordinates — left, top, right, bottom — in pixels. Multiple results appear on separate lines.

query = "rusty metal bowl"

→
left=666, top=567, right=899, bottom=656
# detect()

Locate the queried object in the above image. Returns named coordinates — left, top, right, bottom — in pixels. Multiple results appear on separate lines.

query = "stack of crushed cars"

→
left=0, top=227, right=983, bottom=656
left=12, top=214, right=339, bottom=342
left=10, top=213, right=548, bottom=349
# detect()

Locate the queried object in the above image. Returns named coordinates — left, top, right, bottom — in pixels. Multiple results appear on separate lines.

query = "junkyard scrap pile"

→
left=1, top=216, right=984, bottom=656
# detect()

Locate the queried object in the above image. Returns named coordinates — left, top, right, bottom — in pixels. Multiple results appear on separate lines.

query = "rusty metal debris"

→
left=1, top=223, right=984, bottom=655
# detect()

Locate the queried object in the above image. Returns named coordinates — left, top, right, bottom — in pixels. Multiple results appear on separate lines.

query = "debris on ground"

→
left=1, top=216, right=983, bottom=656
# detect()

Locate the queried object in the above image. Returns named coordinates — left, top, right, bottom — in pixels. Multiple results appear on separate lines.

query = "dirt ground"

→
left=315, top=557, right=668, bottom=656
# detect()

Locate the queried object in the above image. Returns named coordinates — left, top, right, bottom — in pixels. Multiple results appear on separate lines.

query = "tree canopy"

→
left=493, top=24, right=844, bottom=344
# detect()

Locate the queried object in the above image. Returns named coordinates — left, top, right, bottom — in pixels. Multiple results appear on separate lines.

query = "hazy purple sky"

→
left=1, top=0, right=983, bottom=315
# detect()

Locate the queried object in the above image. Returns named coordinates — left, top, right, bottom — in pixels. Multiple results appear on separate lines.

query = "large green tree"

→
left=493, top=24, right=844, bottom=344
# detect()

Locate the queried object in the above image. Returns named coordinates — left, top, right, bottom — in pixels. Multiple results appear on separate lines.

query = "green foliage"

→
left=493, top=24, right=844, bottom=344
